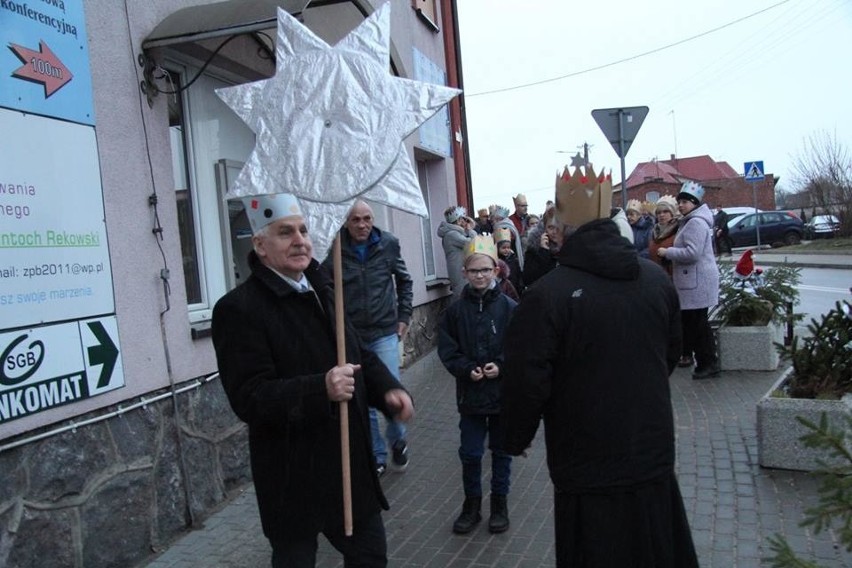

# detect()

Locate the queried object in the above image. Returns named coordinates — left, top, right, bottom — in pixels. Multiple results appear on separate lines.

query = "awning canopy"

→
left=142, top=0, right=312, bottom=50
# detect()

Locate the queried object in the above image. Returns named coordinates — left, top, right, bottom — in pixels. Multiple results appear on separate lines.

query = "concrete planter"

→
left=757, top=367, right=852, bottom=471
left=718, top=321, right=783, bottom=371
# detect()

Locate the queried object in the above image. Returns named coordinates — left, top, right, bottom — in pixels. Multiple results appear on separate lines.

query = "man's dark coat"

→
left=501, top=219, right=698, bottom=567
left=212, top=253, right=402, bottom=540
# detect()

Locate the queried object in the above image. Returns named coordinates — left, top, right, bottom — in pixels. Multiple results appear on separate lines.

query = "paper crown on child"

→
left=734, top=249, right=755, bottom=279
left=626, top=199, right=643, bottom=214
left=444, top=205, right=467, bottom=223
left=654, top=195, right=678, bottom=215
left=493, top=227, right=512, bottom=244
left=554, top=165, right=613, bottom=227
left=641, top=200, right=657, bottom=216
left=477, top=208, right=489, bottom=217
left=512, top=193, right=528, bottom=206
left=242, top=193, right=303, bottom=234
left=464, top=235, right=498, bottom=263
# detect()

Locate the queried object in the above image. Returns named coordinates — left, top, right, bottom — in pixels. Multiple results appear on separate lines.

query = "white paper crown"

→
left=242, top=193, right=303, bottom=233
left=626, top=199, right=643, bottom=213
left=445, top=205, right=467, bottom=223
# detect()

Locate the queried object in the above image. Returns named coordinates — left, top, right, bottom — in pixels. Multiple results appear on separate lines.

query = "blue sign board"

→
left=0, top=0, right=95, bottom=125
left=744, top=161, right=765, bottom=182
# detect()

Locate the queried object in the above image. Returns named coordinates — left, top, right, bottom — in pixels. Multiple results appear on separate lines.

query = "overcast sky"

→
left=455, top=0, right=852, bottom=215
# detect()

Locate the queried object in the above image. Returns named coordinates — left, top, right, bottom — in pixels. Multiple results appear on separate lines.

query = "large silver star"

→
left=217, top=2, right=460, bottom=256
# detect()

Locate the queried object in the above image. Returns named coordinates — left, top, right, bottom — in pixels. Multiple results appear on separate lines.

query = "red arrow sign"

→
left=9, top=40, right=73, bottom=98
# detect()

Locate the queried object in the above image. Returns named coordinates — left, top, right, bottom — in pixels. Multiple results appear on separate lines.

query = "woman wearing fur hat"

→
left=438, top=206, right=477, bottom=300
left=626, top=199, right=654, bottom=258
left=656, top=182, right=721, bottom=379
left=647, top=195, right=680, bottom=279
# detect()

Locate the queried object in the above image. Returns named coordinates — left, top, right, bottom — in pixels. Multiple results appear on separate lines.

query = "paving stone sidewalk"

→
left=141, top=350, right=852, bottom=567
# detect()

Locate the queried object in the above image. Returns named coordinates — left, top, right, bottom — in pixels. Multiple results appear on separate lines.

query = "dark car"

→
left=726, top=211, right=804, bottom=248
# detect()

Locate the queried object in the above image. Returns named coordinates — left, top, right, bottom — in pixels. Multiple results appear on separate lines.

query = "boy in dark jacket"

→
left=438, top=235, right=517, bottom=535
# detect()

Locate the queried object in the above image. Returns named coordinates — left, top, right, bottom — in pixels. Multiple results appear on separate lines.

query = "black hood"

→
left=557, top=218, right=640, bottom=281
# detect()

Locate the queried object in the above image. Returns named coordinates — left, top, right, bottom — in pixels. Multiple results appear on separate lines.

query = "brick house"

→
left=614, top=155, right=777, bottom=211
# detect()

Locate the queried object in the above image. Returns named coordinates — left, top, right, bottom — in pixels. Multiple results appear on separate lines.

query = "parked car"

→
left=804, top=214, right=841, bottom=239
left=726, top=211, right=804, bottom=248
left=722, top=206, right=762, bottom=218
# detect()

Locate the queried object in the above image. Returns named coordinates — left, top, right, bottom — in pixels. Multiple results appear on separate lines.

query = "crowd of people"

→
left=211, top=176, right=729, bottom=567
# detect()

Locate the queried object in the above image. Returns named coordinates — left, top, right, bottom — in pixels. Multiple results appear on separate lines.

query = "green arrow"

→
left=87, top=321, right=118, bottom=388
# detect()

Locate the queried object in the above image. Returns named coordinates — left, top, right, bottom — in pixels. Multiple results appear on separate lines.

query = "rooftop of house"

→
left=623, top=154, right=742, bottom=188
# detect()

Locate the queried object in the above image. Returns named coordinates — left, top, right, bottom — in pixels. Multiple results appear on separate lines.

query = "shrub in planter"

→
left=714, top=259, right=802, bottom=328
left=766, top=412, right=852, bottom=567
left=776, top=300, right=852, bottom=400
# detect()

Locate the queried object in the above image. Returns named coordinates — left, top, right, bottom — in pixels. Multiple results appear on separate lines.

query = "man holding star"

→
left=212, top=194, right=413, bottom=567
left=211, top=4, right=458, bottom=565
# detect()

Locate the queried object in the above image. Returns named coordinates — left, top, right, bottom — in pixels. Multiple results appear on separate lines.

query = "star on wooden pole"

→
left=216, top=2, right=461, bottom=256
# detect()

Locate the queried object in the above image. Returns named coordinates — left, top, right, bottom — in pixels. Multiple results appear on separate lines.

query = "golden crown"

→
left=554, top=165, right=613, bottom=227
left=642, top=200, right=657, bottom=216
left=626, top=199, right=643, bottom=213
left=464, top=235, right=498, bottom=263
left=492, top=227, right=512, bottom=244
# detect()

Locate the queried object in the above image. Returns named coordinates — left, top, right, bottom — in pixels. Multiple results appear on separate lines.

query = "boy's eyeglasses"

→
left=465, top=268, right=494, bottom=276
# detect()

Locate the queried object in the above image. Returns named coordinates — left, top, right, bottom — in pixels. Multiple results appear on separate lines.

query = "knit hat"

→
left=242, top=193, right=303, bottom=234
left=734, top=249, right=755, bottom=279
left=493, top=227, right=512, bottom=245
left=677, top=181, right=704, bottom=206
left=444, top=205, right=467, bottom=223
left=464, top=235, right=498, bottom=264
left=655, top=195, right=678, bottom=216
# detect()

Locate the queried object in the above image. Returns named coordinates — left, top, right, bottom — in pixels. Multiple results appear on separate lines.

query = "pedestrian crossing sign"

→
left=744, top=161, right=765, bottom=182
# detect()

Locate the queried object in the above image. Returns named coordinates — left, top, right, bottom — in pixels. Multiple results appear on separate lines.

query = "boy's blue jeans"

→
left=366, top=334, right=406, bottom=465
left=458, top=413, right=512, bottom=497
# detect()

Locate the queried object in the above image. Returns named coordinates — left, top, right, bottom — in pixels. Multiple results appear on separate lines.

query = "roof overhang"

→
left=142, top=0, right=312, bottom=50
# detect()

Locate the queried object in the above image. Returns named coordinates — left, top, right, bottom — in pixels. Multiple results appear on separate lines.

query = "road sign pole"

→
left=752, top=181, right=761, bottom=249
left=744, top=161, right=765, bottom=250
left=591, top=106, right=649, bottom=210
left=617, top=109, right=627, bottom=207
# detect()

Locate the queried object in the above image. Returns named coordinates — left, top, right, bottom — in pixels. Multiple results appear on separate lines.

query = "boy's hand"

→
left=470, top=367, right=485, bottom=381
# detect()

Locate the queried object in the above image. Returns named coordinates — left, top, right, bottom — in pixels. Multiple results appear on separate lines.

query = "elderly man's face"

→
left=346, top=202, right=374, bottom=243
left=514, top=201, right=528, bottom=215
left=254, top=216, right=313, bottom=279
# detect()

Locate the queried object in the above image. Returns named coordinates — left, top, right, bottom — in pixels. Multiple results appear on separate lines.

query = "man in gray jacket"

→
left=324, top=200, right=414, bottom=476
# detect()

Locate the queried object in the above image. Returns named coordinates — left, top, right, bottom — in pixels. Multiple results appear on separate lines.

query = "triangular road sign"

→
left=591, top=106, right=649, bottom=159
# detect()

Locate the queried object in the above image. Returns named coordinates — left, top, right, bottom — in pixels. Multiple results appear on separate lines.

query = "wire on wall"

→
left=123, top=0, right=196, bottom=528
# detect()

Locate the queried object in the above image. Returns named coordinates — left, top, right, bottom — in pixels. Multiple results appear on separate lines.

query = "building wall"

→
left=624, top=176, right=778, bottom=211
left=0, top=1, right=461, bottom=566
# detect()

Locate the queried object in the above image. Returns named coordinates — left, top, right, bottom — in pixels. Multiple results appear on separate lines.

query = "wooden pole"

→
left=332, top=234, right=353, bottom=536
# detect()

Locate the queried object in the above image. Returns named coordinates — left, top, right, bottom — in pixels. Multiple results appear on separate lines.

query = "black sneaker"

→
left=376, top=463, right=387, bottom=478
left=391, top=440, right=408, bottom=471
